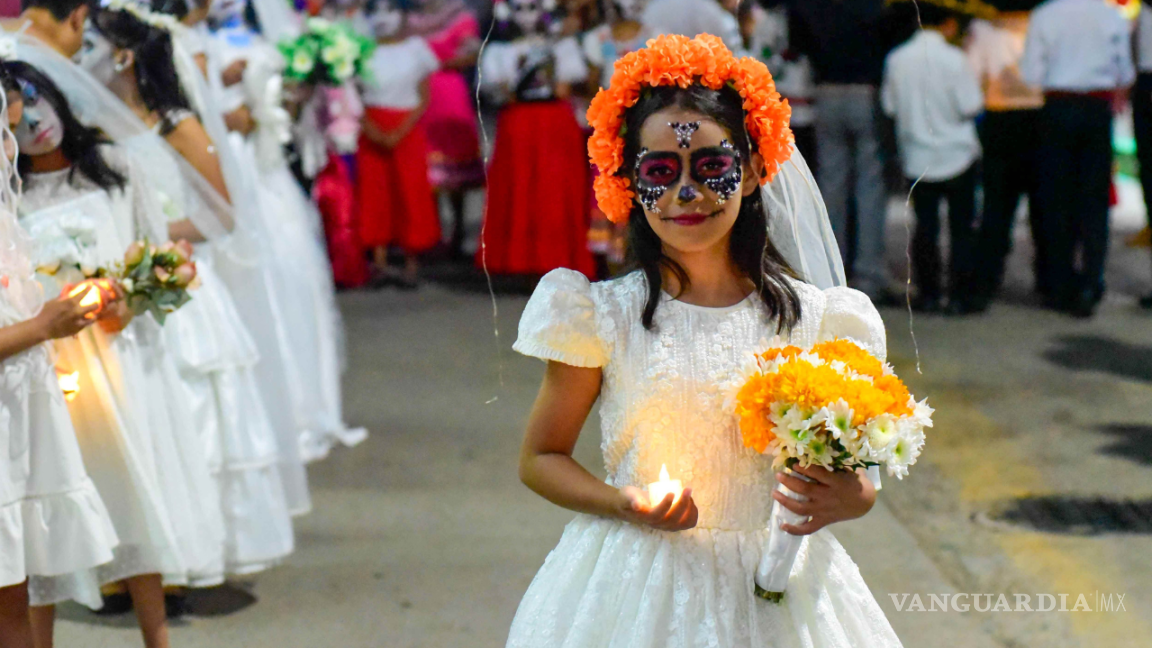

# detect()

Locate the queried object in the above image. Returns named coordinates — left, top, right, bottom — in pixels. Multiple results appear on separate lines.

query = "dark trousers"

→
left=977, top=109, right=1045, bottom=299
left=1133, top=74, right=1152, bottom=282
left=1036, top=95, right=1113, bottom=303
left=910, top=164, right=978, bottom=302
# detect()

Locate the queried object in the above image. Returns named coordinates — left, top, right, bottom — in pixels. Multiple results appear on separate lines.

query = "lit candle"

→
left=57, top=370, right=80, bottom=401
left=65, top=279, right=112, bottom=318
left=647, top=463, right=683, bottom=507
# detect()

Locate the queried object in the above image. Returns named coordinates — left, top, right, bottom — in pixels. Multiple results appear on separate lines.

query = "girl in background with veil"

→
left=81, top=2, right=296, bottom=587
left=0, top=56, right=119, bottom=648
left=9, top=60, right=219, bottom=648
left=506, top=35, right=901, bottom=646
left=205, top=0, right=365, bottom=464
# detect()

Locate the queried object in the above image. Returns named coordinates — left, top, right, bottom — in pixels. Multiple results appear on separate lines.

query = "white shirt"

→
left=360, top=37, right=440, bottom=110
left=881, top=30, right=983, bottom=181
left=966, top=17, right=1044, bottom=111
left=1020, top=0, right=1135, bottom=92
left=641, top=0, right=744, bottom=55
left=1136, top=5, right=1152, bottom=72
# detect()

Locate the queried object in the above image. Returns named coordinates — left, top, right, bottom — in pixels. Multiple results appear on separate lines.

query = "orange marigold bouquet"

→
left=731, top=338, right=932, bottom=602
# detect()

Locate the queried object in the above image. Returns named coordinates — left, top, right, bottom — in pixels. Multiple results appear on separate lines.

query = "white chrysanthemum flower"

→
left=333, top=60, right=355, bottom=81
left=816, top=399, right=854, bottom=439
left=292, top=50, right=316, bottom=75
left=885, top=426, right=924, bottom=479
left=775, top=407, right=815, bottom=450
left=863, top=414, right=898, bottom=458
left=829, top=359, right=848, bottom=376
left=802, top=431, right=836, bottom=469
left=911, top=398, right=934, bottom=428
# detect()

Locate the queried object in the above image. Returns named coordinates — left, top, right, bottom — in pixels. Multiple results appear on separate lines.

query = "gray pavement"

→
left=55, top=218, right=1152, bottom=647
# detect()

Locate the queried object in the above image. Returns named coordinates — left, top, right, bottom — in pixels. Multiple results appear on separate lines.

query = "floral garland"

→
left=586, top=34, right=794, bottom=224
left=279, top=18, right=374, bottom=86
left=101, top=0, right=182, bottom=33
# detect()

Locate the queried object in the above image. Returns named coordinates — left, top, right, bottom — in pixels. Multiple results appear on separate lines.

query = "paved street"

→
left=55, top=209, right=1152, bottom=647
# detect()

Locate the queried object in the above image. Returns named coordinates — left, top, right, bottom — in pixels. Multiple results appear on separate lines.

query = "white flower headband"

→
left=101, top=0, right=183, bottom=33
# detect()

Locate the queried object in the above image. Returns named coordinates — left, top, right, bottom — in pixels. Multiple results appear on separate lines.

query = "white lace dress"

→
left=123, top=127, right=295, bottom=577
left=0, top=203, right=118, bottom=590
left=20, top=150, right=224, bottom=605
left=507, top=269, right=903, bottom=647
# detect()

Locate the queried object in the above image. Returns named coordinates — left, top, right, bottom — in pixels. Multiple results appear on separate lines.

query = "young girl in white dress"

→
left=83, top=2, right=296, bottom=583
left=207, top=0, right=364, bottom=464
left=0, top=60, right=119, bottom=648
left=507, top=35, right=903, bottom=647
left=11, top=61, right=220, bottom=648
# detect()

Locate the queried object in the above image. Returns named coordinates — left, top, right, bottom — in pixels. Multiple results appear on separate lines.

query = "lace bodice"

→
left=514, top=269, right=885, bottom=531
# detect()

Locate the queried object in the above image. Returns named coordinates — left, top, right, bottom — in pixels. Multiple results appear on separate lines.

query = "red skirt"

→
left=357, top=107, right=442, bottom=254
left=314, top=153, right=368, bottom=288
left=477, top=101, right=595, bottom=277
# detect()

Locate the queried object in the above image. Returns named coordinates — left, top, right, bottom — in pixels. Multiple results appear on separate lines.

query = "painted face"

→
left=633, top=107, right=755, bottom=254
left=615, top=0, right=647, bottom=21
left=510, top=0, right=542, bottom=33
left=77, top=28, right=119, bottom=87
left=13, top=82, right=64, bottom=157
left=369, top=6, right=403, bottom=38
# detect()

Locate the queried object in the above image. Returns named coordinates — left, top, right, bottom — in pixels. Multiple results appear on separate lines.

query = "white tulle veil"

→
left=0, top=36, right=44, bottom=323
left=761, top=146, right=845, bottom=290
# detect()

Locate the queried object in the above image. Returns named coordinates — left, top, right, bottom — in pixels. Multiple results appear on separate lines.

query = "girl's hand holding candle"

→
left=614, top=465, right=699, bottom=532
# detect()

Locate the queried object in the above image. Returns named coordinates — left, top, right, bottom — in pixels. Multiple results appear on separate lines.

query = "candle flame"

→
left=58, top=371, right=80, bottom=401
left=659, top=463, right=670, bottom=482
left=67, top=281, right=107, bottom=310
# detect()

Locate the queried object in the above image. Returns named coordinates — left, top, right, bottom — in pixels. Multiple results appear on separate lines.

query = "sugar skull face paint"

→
left=668, top=121, right=699, bottom=148
left=634, top=147, right=681, bottom=214
left=691, top=140, right=742, bottom=204
left=13, top=81, right=64, bottom=157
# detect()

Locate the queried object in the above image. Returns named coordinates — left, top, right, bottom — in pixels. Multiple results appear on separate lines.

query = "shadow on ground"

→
left=1095, top=424, right=1152, bottom=466
left=1043, top=335, right=1152, bottom=383
left=55, top=584, right=257, bottom=628
left=986, top=495, right=1152, bottom=535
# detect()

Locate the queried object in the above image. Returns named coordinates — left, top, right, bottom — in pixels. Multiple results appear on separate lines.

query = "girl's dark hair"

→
left=93, top=7, right=192, bottom=116
left=620, top=83, right=802, bottom=332
left=8, top=61, right=126, bottom=191
left=150, top=0, right=190, bottom=21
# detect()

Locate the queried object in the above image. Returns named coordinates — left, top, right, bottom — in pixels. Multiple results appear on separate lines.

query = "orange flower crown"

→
left=586, top=33, right=794, bottom=224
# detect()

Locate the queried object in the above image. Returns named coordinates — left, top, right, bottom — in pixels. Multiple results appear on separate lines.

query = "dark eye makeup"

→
left=636, top=151, right=682, bottom=187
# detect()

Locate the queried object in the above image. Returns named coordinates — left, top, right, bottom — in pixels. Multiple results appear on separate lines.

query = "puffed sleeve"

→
left=513, top=269, right=608, bottom=368
left=816, top=286, right=887, bottom=361
left=818, top=286, right=889, bottom=490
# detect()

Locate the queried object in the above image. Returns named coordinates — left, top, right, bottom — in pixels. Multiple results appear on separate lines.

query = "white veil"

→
left=761, top=146, right=846, bottom=290
left=0, top=46, right=44, bottom=324
left=251, top=0, right=301, bottom=43
left=13, top=33, right=234, bottom=245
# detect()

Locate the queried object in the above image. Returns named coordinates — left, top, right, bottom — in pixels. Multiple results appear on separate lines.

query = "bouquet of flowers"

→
left=279, top=18, right=375, bottom=86
left=732, top=338, right=932, bottom=602
left=116, top=239, right=198, bottom=325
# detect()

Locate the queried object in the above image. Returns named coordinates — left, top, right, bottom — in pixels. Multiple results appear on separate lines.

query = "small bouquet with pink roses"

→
left=117, top=239, right=198, bottom=325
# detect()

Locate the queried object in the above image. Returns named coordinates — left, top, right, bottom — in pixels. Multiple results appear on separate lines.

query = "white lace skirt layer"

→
left=506, top=515, right=903, bottom=648
left=0, top=346, right=119, bottom=589
left=252, top=164, right=365, bottom=463
left=164, top=251, right=295, bottom=575
left=28, top=326, right=186, bottom=608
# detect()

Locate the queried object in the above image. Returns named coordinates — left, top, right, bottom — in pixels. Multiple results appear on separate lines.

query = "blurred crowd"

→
left=294, top=0, right=1149, bottom=321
